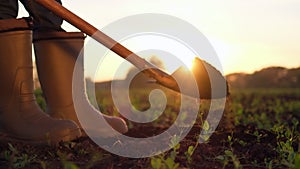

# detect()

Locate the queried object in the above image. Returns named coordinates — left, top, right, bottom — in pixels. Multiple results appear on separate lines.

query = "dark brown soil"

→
left=0, top=122, right=280, bottom=169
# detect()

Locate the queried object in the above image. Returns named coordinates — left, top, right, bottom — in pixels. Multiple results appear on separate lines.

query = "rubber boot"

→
left=0, top=18, right=81, bottom=145
left=33, top=31, right=128, bottom=137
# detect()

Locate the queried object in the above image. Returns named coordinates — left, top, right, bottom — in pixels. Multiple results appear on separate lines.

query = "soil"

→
left=0, top=122, right=280, bottom=169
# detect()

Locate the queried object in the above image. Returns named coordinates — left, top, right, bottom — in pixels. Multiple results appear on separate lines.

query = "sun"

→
left=179, top=56, right=196, bottom=70
left=184, top=59, right=194, bottom=70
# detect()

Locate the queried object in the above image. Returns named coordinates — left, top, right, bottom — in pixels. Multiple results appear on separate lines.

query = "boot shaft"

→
left=33, top=31, right=85, bottom=109
left=0, top=18, right=34, bottom=109
left=34, top=32, right=129, bottom=135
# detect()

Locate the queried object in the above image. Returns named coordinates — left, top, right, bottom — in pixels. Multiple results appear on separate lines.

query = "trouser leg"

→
left=0, top=0, right=18, bottom=19
left=20, top=0, right=63, bottom=31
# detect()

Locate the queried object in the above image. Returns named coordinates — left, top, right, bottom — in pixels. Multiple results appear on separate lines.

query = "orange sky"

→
left=18, top=0, right=300, bottom=81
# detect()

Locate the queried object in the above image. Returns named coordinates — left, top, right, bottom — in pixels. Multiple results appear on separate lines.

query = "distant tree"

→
left=148, top=56, right=165, bottom=70
left=226, top=66, right=300, bottom=88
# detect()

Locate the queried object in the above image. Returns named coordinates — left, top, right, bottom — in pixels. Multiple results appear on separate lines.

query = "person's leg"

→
left=0, top=0, right=18, bottom=19
left=0, top=18, right=81, bottom=145
left=20, top=0, right=63, bottom=31
left=33, top=31, right=128, bottom=137
left=21, top=0, right=128, bottom=136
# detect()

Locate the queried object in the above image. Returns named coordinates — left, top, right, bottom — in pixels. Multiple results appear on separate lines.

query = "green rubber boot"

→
left=34, top=31, right=128, bottom=137
left=0, top=18, right=81, bottom=145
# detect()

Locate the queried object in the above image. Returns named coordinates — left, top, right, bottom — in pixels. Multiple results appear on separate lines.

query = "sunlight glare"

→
left=85, top=34, right=199, bottom=82
left=121, top=34, right=197, bottom=73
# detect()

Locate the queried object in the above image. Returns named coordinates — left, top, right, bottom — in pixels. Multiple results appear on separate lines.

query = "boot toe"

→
left=107, top=117, right=128, bottom=134
left=49, top=119, right=82, bottom=143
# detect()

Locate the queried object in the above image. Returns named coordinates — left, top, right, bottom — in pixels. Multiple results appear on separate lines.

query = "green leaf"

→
left=203, top=120, right=210, bottom=131
left=199, top=134, right=210, bottom=142
left=8, top=143, right=18, bottom=154
left=216, top=155, right=225, bottom=160
left=173, top=163, right=180, bottom=169
left=64, top=161, right=80, bottom=169
left=151, top=158, right=162, bottom=169
left=187, top=146, right=194, bottom=156
left=294, top=154, right=300, bottom=169
left=228, top=135, right=232, bottom=142
left=225, top=150, right=233, bottom=156
left=170, top=135, right=180, bottom=148
left=170, top=151, right=177, bottom=161
left=165, top=157, right=175, bottom=169
left=173, top=143, right=180, bottom=151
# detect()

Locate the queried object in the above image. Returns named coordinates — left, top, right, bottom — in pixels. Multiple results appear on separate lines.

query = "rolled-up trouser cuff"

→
left=0, top=17, right=32, bottom=33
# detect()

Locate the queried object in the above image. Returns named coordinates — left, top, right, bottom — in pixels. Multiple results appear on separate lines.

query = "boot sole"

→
left=0, top=128, right=81, bottom=146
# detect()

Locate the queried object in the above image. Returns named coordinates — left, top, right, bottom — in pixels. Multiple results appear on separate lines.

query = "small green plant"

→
left=63, top=161, right=80, bottom=169
left=56, top=149, right=80, bottom=169
left=34, top=88, right=47, bottom=111
left=150, top=135, right=180, bottom=169
left=273, top=118, right=300, bottom=169
left=264, top=158, right=273, bottom=169
left=2, top=143, right=37, bottom=168
left=217, top=135, right=242, bottom=169
left=294, top=154, right=300, bottom=169
left=150, top=151, right=180, bottom=169
left=184, top=144, right=197, bottom=165
left=199, top=120, right=211, bottom=142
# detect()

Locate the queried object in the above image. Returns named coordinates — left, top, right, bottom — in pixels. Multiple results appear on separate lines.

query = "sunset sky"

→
left=18, top=0, right=299, bottom=81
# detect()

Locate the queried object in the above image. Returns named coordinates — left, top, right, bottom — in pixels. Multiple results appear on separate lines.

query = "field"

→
left=0, top=86, right=299, bottom=169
